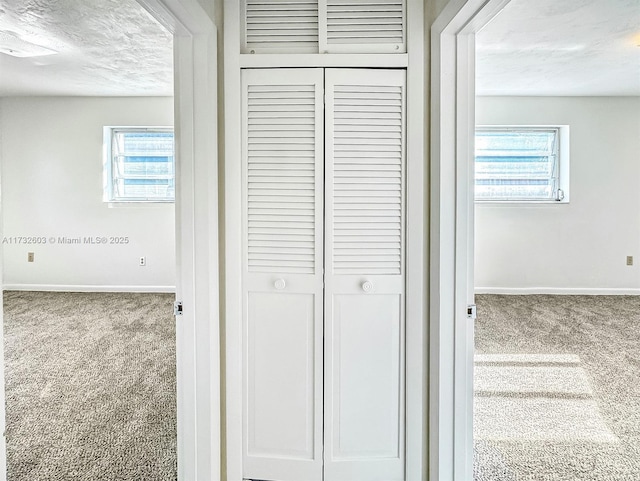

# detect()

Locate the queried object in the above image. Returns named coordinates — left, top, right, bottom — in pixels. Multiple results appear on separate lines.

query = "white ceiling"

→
left=0, top=0, right=173, bottom=97
left=0, top=0, right=638, bottom=97
left=476, top=0, right=640, bottom=96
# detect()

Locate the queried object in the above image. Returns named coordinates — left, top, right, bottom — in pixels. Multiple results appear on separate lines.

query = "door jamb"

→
left=430, top=0, right=511, bottom=479
left=135, top=2, right=220, bottom=480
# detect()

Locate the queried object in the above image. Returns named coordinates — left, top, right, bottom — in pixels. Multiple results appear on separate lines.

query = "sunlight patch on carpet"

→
left=475, top=365, right=592, bottom=396
left=475, top=353, right=581, bottom=365
left=474, top=354, right=619, bottom=443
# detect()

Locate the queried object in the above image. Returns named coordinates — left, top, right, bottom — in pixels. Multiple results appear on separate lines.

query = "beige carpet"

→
left=474, top=295, right=640, bottom=481
left=6, top=292, right=638, bottom=480
left=3, top=291, right=177, bottom=481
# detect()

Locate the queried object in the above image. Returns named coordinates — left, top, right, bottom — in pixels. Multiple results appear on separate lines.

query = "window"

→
left=475, top=127, right=568, bottom=202
left=104, top=127, right=174, bottom=203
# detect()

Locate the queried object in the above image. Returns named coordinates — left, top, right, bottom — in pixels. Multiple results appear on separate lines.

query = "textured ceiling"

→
left=0, top=0, right=173, bottom=96
left=476, top=0, right=640, bottom=96
left=0, top=0, right=638, bottom=97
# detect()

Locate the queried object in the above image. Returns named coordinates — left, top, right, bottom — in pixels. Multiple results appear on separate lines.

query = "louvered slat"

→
left=331, top=83, right=404, bottom=275
left=243, top=0, right=319, bottom=53
left=326, top=0, right=405, bottom=47
left=247, top=83, right=318, bottom=274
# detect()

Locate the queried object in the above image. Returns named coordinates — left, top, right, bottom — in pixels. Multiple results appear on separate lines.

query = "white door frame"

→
left=0, top=2, right=218, bottom=480
left=0, top=179, right=6, bottom=481
left=135, top=2, right=220, bottom=480
left=430, top=0, right=510, bottom=479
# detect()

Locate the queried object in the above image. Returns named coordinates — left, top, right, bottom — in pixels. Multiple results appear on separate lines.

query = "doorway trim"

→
left=430, top=0, right=511, bottom=479
left=135, top=1, right=220, bottom=480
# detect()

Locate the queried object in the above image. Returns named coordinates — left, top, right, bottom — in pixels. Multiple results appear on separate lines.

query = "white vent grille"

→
left=244, top=0, right=319, bottom=52
left=331, top=84, right=404, bottom=275
left=326, top=0, right=405, bottom=45
left=247, top=84, right=318, bottom=274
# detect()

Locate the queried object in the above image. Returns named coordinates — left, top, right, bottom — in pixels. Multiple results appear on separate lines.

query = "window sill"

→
left=106, top=201, right=175, bottom=209
left=475, top=199, right=570, bottom=205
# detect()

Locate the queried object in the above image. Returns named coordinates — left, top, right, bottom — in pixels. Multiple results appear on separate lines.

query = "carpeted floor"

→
left=474, top=295, right=640, bottom=481
left=3, top=291, right=177, bottom=481
left=5, top=292, right=639, bottom=480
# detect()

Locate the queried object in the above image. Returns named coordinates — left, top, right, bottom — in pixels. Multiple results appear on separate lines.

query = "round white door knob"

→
left=274, top=279, right=286, bottom=290
left=362, top=281, right=373, bottom=292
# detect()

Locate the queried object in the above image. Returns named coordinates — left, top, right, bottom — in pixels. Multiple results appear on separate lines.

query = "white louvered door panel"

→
left=241, top=0, right=319, bottom=53
left=240, top=0, right=406, bottom=54
left=324, top=69, right=406, bottom=481
left=241, top=68, right=324, bottom=481
left=320, top=0, right=406, bottom=53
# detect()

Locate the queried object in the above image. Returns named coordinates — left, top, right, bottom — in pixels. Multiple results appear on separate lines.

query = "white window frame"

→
left=103, top=126, right=175, bottom=203
left=475, top=125, right=570, bottom=203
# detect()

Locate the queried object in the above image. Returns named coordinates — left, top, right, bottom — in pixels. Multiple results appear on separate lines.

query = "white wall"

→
left=0, top=96, right=176, bottom=291
left=475, top=96, right=640, bottom=294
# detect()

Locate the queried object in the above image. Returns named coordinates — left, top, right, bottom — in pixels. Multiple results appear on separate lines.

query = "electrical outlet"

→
left=139, top=256, right=146, bottom=266
left=627, top=256, right=633, bottom=266
left=27, top=252, right=34, bottom=262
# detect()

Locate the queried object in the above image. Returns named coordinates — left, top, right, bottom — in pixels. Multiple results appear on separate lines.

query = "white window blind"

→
left=104, top=128, right=174, bottom=203
left=475, top=127, right=565, bottom=202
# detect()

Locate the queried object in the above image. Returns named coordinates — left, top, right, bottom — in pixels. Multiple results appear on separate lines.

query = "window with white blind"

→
left=104, top=127, right=175, bottom=203
left=475, top=126, right=569, bottom=202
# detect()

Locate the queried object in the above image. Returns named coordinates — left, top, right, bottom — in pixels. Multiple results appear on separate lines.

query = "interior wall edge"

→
left=475, top=287, right=640, bottom=296
left=2, top=284, right=176, bottom=293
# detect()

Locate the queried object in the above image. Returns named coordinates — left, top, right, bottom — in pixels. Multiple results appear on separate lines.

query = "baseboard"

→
left=2, top=284, right=176, bottom=293
left=475, top=287, right=640, bottom=295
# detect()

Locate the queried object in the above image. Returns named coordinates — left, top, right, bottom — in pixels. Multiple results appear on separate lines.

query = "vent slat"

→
left=249, top=237, right=315, bottom=244
left=248, top=230, right=316, bottom=238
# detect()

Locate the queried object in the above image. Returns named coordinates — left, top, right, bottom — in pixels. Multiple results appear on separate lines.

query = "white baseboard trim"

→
left=3, top=284, right=176, bottom=293
left=475, top=287, right=640, bottom=296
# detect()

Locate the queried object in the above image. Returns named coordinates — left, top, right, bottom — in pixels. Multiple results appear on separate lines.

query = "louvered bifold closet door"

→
left=241, top=69, right=324, bottom=481
left=324, top=69, right=406, bottom=481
